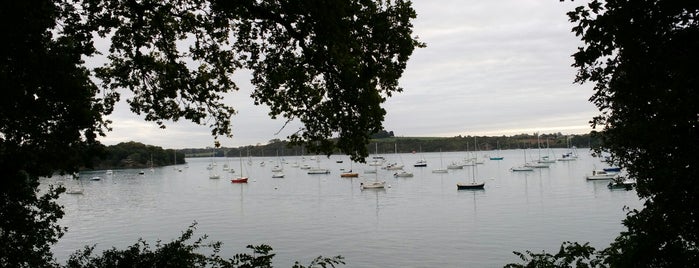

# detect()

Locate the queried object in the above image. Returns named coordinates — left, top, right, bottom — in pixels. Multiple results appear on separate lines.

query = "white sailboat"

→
left=361, top=164, right=386, bottom=190
left=558, top=136, right=578, bottom=161
left=308, top=155, right=330, bottom=174
left=65, top=176, right=84, bottom=194
left=209, top=147, right=220, bottom=179
left=432, top=149, right=448, bottom=173
left=369, top=143, right=385, bottom=166
left=524, top=137, right=550, bottom=168
left=538, top=138, right=557, bottom=164
left=511, top=148, right=534, bottom=172
left=414, top=146, right=427, bottom=167
left=272, top=150, right=284, bottom=178
left=382, top=143, right=404, bottom=170
left=472, top=137, right=484, bottom=164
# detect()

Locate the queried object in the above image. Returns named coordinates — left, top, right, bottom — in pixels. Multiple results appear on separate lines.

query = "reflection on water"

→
left=46, top=148, right=642, bottom=267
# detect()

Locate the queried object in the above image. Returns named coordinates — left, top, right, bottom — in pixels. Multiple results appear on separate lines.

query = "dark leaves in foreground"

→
left=64, top=222, right=344, bottom=268
left=505, top=241, right=604, bottom=268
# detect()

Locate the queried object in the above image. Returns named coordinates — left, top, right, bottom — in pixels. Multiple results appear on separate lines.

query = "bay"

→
left=46, top=148, right=642, bottom=267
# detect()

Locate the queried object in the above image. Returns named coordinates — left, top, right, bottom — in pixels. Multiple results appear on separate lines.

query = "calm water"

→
left=46, top=148, right=642, bottom=267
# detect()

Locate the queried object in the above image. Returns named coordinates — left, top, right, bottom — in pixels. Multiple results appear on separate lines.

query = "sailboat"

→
left=271, top=150, right=285, bottom=178
left=340, top=159, right=359, bottom=177
left=231, top=151, right=248, bottom=183
left=527, top=134, right=552, bottom=167
left=360, top=164, right=386, bottom=190
left=511, top=148, right=534, bottom=172
left=307, top=156, right=330, bottom=174
left=472, top=137, right=484, bottom=164
left=537, top=137, right=557, bottom=164
left=383, top=143, right=405, bottom=170
left=368, top=143, right=385, bottom=166
left=524, top=136, right=550, bottom=168
left=489, top=141, right=504, bottom=160
left=209, top=148, right=220, bottom=179
left=432, top=149, right=448, bottom=173
left=557, top=136, right=578, bottom=161
left=457, top=148, right=485, bottom=190
left=413, top=146, right=427, bottom=167
left=65, top=175, right=84, bottom=194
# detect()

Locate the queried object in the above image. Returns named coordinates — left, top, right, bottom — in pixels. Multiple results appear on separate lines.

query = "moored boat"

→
left=607, top=178, right=635, bottom=190
left=360, top=181, right=386, bottom=189
left=393, top=170, right=414, bottom=177
left=457, top=181, right=485, bottom=190
left=340, top=171, right=359, bottom=177
left=586, top=170, right=619, bottom=180
left=231, top=177, right=248, bottom=183
left=308, top=168, right=330, bottom=174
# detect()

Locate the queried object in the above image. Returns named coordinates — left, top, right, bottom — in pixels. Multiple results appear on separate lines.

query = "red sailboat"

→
left=231, top=151, right=248, bottom=183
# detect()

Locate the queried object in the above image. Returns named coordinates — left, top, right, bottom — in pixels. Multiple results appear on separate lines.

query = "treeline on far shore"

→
left=88, top=133, right=596, bottom=170
left=87, top=141, right=186, bottom=170
left=182, top=132, right=599, bottom=159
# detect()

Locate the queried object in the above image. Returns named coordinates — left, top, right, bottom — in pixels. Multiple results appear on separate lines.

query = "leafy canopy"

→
left=0, top=0, right=421, bottom=267
left=87, top=0, right=423, bottom=161
left=507, top=0, right=699, bottom=267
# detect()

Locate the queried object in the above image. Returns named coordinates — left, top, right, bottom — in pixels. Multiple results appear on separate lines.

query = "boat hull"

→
left=607, top=181, right=634, bottom=190
left=308, top=169, right=330, bottom=174
left=231, top=177, right=248, bottom=183
left=360, top=181, right=385, bottom=189
left=457, top=182, right=485, bottom=190
left=586, top=175, right=618, bottom=180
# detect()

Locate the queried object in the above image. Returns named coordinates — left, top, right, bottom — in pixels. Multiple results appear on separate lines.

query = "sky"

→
left=99, top=0, right=598, bottom=149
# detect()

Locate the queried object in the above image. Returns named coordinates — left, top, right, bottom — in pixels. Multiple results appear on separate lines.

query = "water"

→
left=46, top=148, right=641, bottom=267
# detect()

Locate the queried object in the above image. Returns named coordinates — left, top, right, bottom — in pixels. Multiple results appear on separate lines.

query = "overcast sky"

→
left=99, top=0, right=597, bottom=149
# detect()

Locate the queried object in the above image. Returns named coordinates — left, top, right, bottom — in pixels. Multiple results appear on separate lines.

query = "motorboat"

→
left=586, top=170, right=619, bottom=180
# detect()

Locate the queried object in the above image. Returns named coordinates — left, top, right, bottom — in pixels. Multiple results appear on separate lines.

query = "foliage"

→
left=505, top=242, right=605, bottom=268
left=228, top=1, right=424, bottom=161
left=510, top=0, right=699, bottom=266
left=508, top=1, right=699, bottom=267
left=0, top=172, right=65, bottom=268
left=565, top=0, right=699, bottom=266
left=93, top=142, right=184, bottom=169
left=64, top=222, right=344, bottom=268
left=1, top=1, right=99, bottom=266
left=1, top=0, right=420, bottom=266
left=371, top=130, right=395, bottom=139
left=83, top=0, right=422, bottom=161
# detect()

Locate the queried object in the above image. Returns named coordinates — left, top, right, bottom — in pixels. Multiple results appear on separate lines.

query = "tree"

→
left=508, top=1, right=699, bottom=267
left=568, top=0, right=699, bottom=266
left=0, top=0, right=421, bottom=266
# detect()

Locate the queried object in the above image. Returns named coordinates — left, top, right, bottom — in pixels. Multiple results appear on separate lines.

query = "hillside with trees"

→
left=90, top=142, right=186, bottom=170
left=180, top=132, right=598, bottom=159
